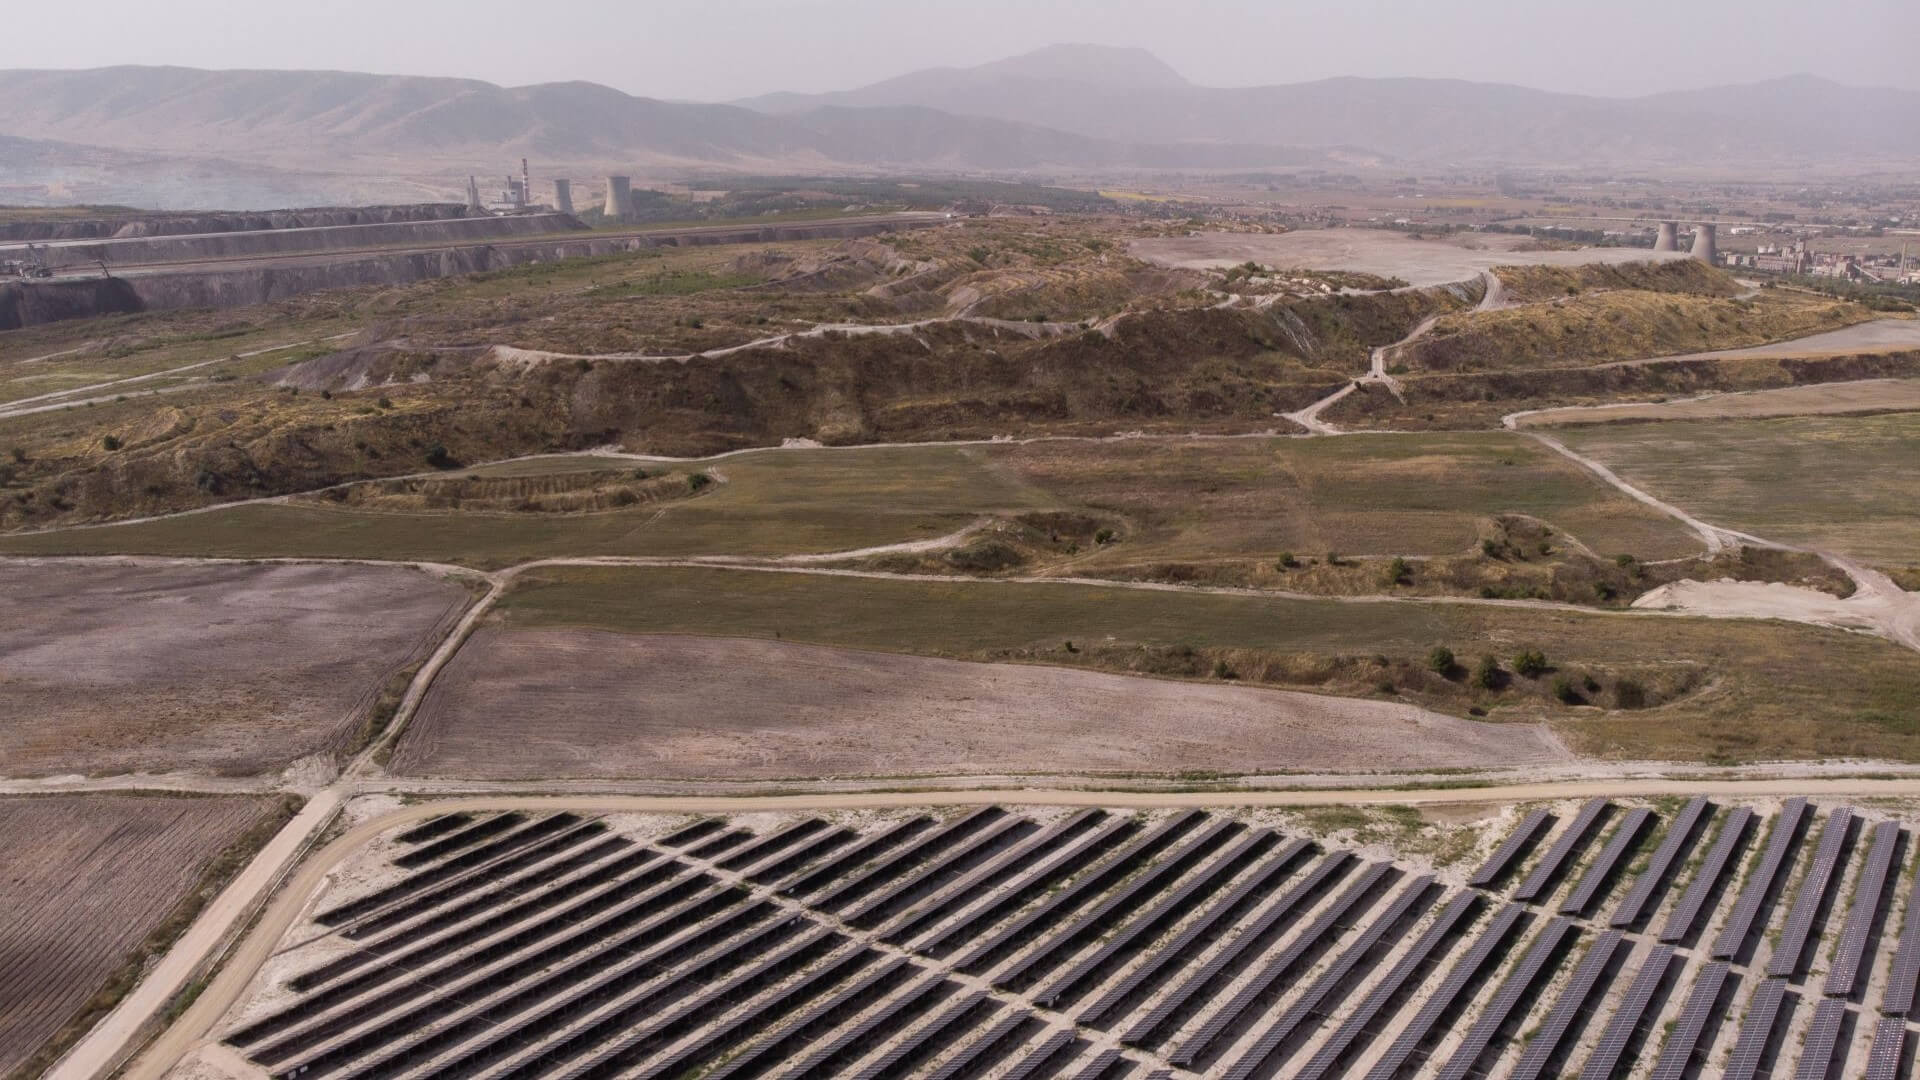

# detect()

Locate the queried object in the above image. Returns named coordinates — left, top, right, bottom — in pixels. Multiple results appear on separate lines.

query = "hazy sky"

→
left=2, top=0, right=1914, bottom=100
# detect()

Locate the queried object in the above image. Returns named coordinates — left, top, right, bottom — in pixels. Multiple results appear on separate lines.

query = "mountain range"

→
left=1, top=45, right=1915, bottom=208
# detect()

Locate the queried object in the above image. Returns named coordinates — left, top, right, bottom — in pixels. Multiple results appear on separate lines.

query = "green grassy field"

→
left=1556, top=413, right=1920, bottom=567
left=0, top=445, right=1059, bottom=567
left=495, top=565, right=1920, bottom=764
left=992, top=432, right=1702, bottom=565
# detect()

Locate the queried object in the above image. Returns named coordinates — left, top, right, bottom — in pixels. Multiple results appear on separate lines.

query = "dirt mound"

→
left=393, top=630, right=1573, bottom=779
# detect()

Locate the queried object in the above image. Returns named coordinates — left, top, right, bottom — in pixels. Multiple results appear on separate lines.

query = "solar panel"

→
left=1218, top=876, right=1438, bottom=1080
left=1469, top=808, right=1553, bottom=888
left=1576, top=944, right=1675, bottom=1080
left=953, top=811, right=1205, bottom=974
left=1713, top=798, right=1812, bottom=959
left=658, top=818, right=724, bottom=847
left=719, top=818, right=828, bottom=870
left=1767, top=807, right=1856, bottom=978
left=1514, top=799, right=1610, bottom=902
left=1508, top=931, right=1630, bottom=1080
left=1827, top=820, right=1901, bottom=998
left=1067, top=1048, right=1124, bottom=1080
left=1793, top=997, right=1846, bottom=1080
left=1722, top=978, right=1789, bottom=1080
left=1362, top=902, right=1528, bottom=1080
left=925, top=1010, right=1033, bottom=1080
left=779, top=816, right=935, bottom=898
left=1562, top=808, right=1653, bottom=916
left=700, top=956, right=912, bottom=1080
left=1033, top=827, right=1271, bottom=1008
left=911, top=816, right=1137, bottom=957
left=1076, top=837, right=1310, bottom=1029
left=850, top=990, right=991, bottom=1080
left=883, top=809, right=1106, bottom=946
left=1613, top=796, right=1711, bottom=928
left=1173, top=861, right=1395, bottom=1067
left=766, top=972, right=951, bottom=1080
left=814, top=807, right=1007, bottom=912
left=1647, top=961, right=1731, bottom=1080
left=843, top=815, right=1035, bottom=927
left=1434, top=917, right=1579, bottom=1080
left=999, top=1029, right=1076, bottom=1080
left=1660, top=807, right=1754, bottom=943
left=1292, top=891, right=1482, bottom=1080
left=1120, top=851, right=1354, bottom=1047
left=994, top=818, right=1239, bottom=989
left=1866, top=1016, right=1906, bottom=1080
left=1883, top=842, right=1920, bottom=1016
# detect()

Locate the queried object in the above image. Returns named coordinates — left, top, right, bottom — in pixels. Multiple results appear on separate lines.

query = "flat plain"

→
left=1555, top=412, right=1920, bottom=566
left=0, top=561, right=471, bottom=775
left=495, top=565, right=1920, bottom=763
left=0, top=793, right=273, bottom=1080
left=392, top=629, right=1570, bottom=779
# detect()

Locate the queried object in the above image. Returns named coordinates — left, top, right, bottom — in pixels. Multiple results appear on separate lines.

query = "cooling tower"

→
left=603, top=175, right=633, bottom=219
left=1689, top=223, right=1718, bottom=264
left=465, top=175, right=483, bottom=213
left=1653, top=222, right=1679, bottom=252
left=553, top=178, right=574, bottom=215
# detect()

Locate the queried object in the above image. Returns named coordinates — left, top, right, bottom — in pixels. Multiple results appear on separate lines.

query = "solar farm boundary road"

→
left=76, top=783, right=1920, bottom=1080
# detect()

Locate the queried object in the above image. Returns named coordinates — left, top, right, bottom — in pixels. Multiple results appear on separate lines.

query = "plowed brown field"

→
left=0, top=794, right=271, bottom=1080
left=0, top=561, right=471, bottom=776
left=391, top=630, right=1571, bottom=780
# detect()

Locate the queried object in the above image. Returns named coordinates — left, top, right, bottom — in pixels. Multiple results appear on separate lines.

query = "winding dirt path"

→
left=0, top=334, right=354, bottom=420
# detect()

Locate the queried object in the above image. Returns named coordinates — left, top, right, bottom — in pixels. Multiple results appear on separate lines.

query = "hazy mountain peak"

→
left=969, top=43, right=1191, bottom=88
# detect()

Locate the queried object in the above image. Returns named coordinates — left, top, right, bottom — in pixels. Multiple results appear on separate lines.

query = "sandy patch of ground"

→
left=1644, top=316, right=1920, bottom=361
left=1130, top=230, right=1688, bottom=287
left=391, top=629, right=1572, bottom=780
left=1635, top=562, right=1920, bottom=652
left=0, top=560, right=470, bottom=776
left=1511, top=378, right=1920, bottom=427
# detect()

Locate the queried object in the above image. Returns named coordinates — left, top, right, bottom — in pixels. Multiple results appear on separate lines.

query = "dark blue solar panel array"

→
left=1514, top=799, right=1610, bottom=903
left=1360, top=903, right=1528, bottom=1080
left=1217, top=876, right=1438, bottom=1080
left=1768, top=807, right=1855, bottom=977
left=1468, top=808, right=1552, bottom=888
left=1722, top=977, right=1789, bottom=1080
left=1613, top=796, right=1710, bottom=928
left=1433, top=917, right=1577, bottom=1080
left=1713, top=797, right=1812, bottom=959
left=1828, top=819, right=1900, bottom=998
left=1793, top=997, right=1847, bottom=1080
left=1647, top=961, right=1730, bottom=1080
left=1883, top=843, right=1920, bottom=1016
left=1171, top=861, right=1394, bottom=1067
left=1562, top=807, right=1653, bottom=916
left=1508, top=930, right=1629, bottom=1080
left=1292, top=891, right=1483, bottom=1080
left=1867, top=1016, right=1906, bottom=1080
left=1660, top=806, right=1753, bottom=943
left=1576, top=944, right=1674, bottom=1080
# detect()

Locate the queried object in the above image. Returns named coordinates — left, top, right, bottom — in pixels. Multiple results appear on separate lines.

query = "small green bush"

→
left=1276, top=551, right=1298, bottom=569
left=100, top=435, right=121, bottom=452
left=1384, top=556, right=1412, bottom=586
left=1513, top=648, right=1550, bottom=679
left=1472, top=655, right=1503, bottom=690
left=1094, top=527, right=1116, bottom=545
left=687, top=472, right=714, bottom=492
left=1427, top=646, right=1456, bottom=676
left=1552, top=677, right=1582, bottom=705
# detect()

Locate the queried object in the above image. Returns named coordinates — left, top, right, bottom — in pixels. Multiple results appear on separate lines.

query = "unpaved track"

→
left=0, top=334, right=353, bottom=420
left=112, top=777, right=1920, bottom=1080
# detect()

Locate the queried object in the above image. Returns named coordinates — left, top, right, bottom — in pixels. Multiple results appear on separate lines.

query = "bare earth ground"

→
left=0, top=561, right=471, bottom=776
left=1511, top=377, right=1920, bottom=426
left=0, top=793, right=269, bottom=1079
left=1636, top=316, right=1920, bottom=361
left=391, top=629, right=1572, bottom=780
left=1130, top=230, right=1688, bottom=286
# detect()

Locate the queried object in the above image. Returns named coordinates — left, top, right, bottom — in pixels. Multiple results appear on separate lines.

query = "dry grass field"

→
left=495, top=565, right=1920, bottom=764
left=0, top=561, right=471, bottom=775
left=990, top=432, right=1702, bottom=564
left=1511, top=377, right=1920, bottom=426
left=392, top=629, right=1569, bottom=779
left=1556, top=412, right=1920, bottom=568
left=0, top=794, right=277, bottom=1080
